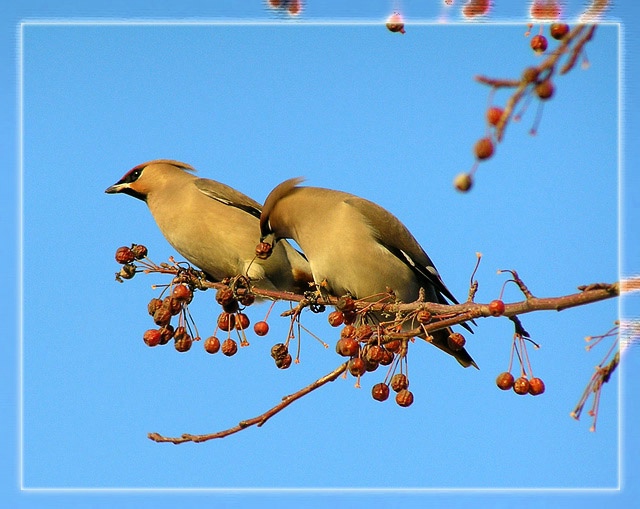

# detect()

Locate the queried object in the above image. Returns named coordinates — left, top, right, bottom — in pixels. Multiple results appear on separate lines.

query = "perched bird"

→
left=105, top=160, right=313, bottom=293
left=259, top=178, right=477, bottom=368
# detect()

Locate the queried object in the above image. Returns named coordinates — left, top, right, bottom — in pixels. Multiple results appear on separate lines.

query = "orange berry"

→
left=474, top=137, right=495, bottom=160
left=528, top=377, right=546, bottom=395
left=454, top=173, right=473, bottom=193
left=488, top=299, right=506, bottom=316
left=336, top=337, right=359, bottom=357
left=221, top=338, right=238, bottom=356
left=395, top=389, right=414, bottom=407
left=235, top=313, right=250, bottom=330
left=550, top=23, right=569, bottom=40
left=254, top=321, right=269, bottom=336
left=348, top=357, right=366, bottom=376
left=328, top=310, right=344, bottom=327
left=143, top=329, right=161, bottom=347
left=390, top=373, right=409, bottom=392
left=486, top=106, right=504, bottom=126
left=204, top=335, right=220, bottom=354
left=513, top=376, right=531, bottom=395
left=447, top=332, right=466, bottom=351
left=115, top=246, right=135, bottom=264
left=530, top=34, right=548, bottom=54
left=535, top=79, right=554, bottom=100
left=217, top=312, right=235, bottom=332
left=371, top=383, right=390, bottom=402
left=496, top=371, right=515, bottom=390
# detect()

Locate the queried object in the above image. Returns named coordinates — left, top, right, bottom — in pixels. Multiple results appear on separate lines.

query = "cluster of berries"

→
left=454, top=22, right=572, bottom=193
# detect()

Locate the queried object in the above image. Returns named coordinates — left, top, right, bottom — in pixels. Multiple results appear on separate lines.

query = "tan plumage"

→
left=260, top=178, right=477, bottom=368
left=105, top=160, right=312, bottom=293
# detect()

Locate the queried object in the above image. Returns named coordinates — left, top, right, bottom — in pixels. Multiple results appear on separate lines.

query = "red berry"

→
left=221, top=338, right=238, bottom=356
left=143, top=329, right=161, bottom=347
left=395, top=389, right=414, bottom=407
left=447, top=332, right=466, bottom=351
left=462, top=0, right=490, bottom=18
left=355, top=324, right=373, bottom=341
left=348, top=357, right=366, bottom=376
left=535, top=79, right=554, bottom=100
left=235, top=313, right=250, bottom=330
left=204, top=335, right=220, bottom=354
left=255, top=242, right=273, bottom=260
left=115, top=246, right=135, bottom=264
left=328, top=310, right=344, bottom=327
left=379, top=348, right=394, bottom=366
left=474, top=137, right=495, bottom=160
left=171, top=283, right=192, bottom=302
left=528, top=377, right=546, bottom=395
left=496, top=371, right=515, bottom=390
left=254, top=321, right=269, bottom=336
left=550, top=23, right=570, bottom=40
left=239, top=292, right=255, bottom=306
left=371, top=383, right=390, bottom=402
left=390, top=373, right=409, bottom=392
left=513, top=376, right=531, bottom=395
left=336, top=337, right=359, bottom=357
left=486, top=106, right=504, bottom=126
left=416, top=310, right=432, bottom=324
left=217, top=312, right=235, bottom=332
left=522, top=66, right=540, bottom=83
left=488, top=299, right=506, bottom=317
left=336, top=296, right=356, bottom=313
left=530, top=34, right=548, bottom=54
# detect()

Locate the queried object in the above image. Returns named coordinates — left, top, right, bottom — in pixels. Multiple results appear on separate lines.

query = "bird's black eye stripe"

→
left=121, top=167, right=143, bottom=184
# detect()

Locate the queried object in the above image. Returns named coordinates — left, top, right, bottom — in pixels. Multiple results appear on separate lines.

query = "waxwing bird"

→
left=105, top=160, right=313, bottom=293
left=260, top=178, right=477, bottom=368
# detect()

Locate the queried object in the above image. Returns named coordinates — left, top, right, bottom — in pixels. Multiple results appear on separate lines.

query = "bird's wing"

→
left=344, top=196, right=459, bottom=305
left=194, top=178, right=263, bottom=219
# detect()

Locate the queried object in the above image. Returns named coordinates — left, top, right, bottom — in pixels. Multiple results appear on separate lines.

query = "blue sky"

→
left=2, top=1, right=639, bottom=508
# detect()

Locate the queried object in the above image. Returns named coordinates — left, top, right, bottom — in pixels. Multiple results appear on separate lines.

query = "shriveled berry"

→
left=448, top=332, right=466, bottom=351
left=341, top=325, right=356, bottom=338
left=395, top=389, right=414, bottom=407
left=255, top=242, right=273, bottom=260
left=355, top=324, right=373, bottom=341
left=118, top=263, right=136, bottom=280
left=530, top=34, right=548, bottom=54
left=486, top=106, right=504, bottom=126
left=535, top=79, right=554, bottom=100
left=153, top=305, right=172, bottom=327
left=513, top=376, right=531, bottom=395
left=364, top=357, right=379, bottom=372
left=336, top=296, right=356, bottom=313
left=165, top=296, right=182, bottom=316
left=254, top=321, right=269, bottom=336
left=474, top=137, right=495, bottom=160
left=235, top=313, right=250, bottom=330
left=239, top=292, right=255, bottom=306
left=379, top=349, right=394, bottom=366
left=147, top=297, right=163, bottom=316
left=496, top=371, right=515, bottom=390
left=365, top=345, right=384, bottom=363
left=528, top=377, right=546, bottom=395
left=158, top=325, right=174, bottom=345
left=215, top=287, right=235, bottom=306
left=171, top=283, right=192, bottom=302
left=143, top=329, right=161, bottom=347
left=217, top=312, right=235, bottom=332
left=115, top=246, right=135, bottom=264
left=204, top=335, right=221, bottom=354
left=221, top=338, right=238, bottom=356
left=275, top=353, right=292, bottom=369
left=348, top=357, right=366, bottom=376
left=454, top=172, right=473, bottom=193
left=270, top=343, right=288, bottom=360
left=336, top=337, right=359, bottom=357
left=390, top=373, right=409, bottom=392
left=385, top=339, right=401, bottom=353
left=131, top=244, right=148, bottom=259
left=488, top=299, right=506, bottom=316
left=174, top=333, right=192, bottom=353
left=372, top=382, right=390, bottom=402
left=342, top=310, right=357, bottom=325
left=328, top=310, right=344, bottom=327
left=550, top=22, right=570, bottom=40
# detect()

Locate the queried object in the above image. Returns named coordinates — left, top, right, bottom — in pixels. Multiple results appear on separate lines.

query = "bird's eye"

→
left=124, top=168, right=143, bottom=183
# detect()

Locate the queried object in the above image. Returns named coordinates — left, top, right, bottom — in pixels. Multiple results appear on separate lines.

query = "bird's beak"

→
left=105, top=182, right=125, bottom=194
